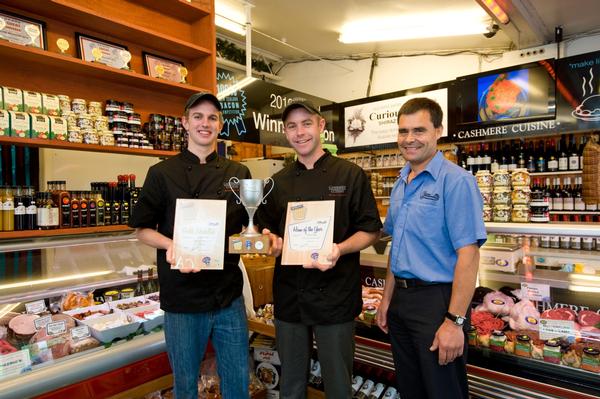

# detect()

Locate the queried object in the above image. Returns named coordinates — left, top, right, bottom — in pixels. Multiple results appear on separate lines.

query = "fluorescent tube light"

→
left=339, top=9, right=490, bottom=43
left=216, top=0, right=247, bottom=36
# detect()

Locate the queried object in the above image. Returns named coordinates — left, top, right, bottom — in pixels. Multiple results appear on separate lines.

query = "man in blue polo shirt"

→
left=376, top=97, right=486, bottom=399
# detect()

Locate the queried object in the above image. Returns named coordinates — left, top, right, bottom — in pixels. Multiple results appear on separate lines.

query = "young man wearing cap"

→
left=129, top=92, right=251, bottom=399
left=258, top=100, right=382, bottom=398
left=376, top=98, right=486, bottom=399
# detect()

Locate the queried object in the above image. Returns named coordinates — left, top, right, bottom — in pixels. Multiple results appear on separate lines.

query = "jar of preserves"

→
left=58, top=95, right=71, bottom=115
left=94, top=116, right=109, bottom=132
left=103, top=290, right=120, bottom=302
left=105, top=99, right=122, bottom=112
left=476, top=170, right=492, bottom=188
left=120, top=288, right=135, bottom=299
left=482, top=205, right=492, bottom=222
left=581, top=347, right=599, bottom=372
left=128, top=113, right=141, bottom=125
left=83, top=130, right=99, bottom=144
left=530, top=203, right=549, bottom=223
left=467, top=326, right=477, bottom=347
left=67, top=128, right=82, bottom=143
left=480, top=188, right=492, bottom=205
left=511, top=168, right=530, bottom=187
left=543, top=339, right=562, bottom=364
left=515, top=335, right=531, bottom=357
left=88, top=101, right=102, bottom=116
left=512, top=205, right=530, bottom=223
left=99, top=132, right=115, bottom=146
left=512, top=186, right=531, bottom=205
left=63, top=112, right=77, bottom=129
left=490, top=331, right=506, bottom=352
left=493, top=170, right=510, bottom=187
left=492, top=187, right=511, bottom=205
left=493, top=205, right=511, bottom=222
left=76, top=114, right=92, bottom=130
left=122, top=102, right=134, bottom=114
left=71, top=98, right=87, bottom=114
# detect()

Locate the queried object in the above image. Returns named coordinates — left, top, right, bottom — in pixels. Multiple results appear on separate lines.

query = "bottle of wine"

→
left=88, top=191, right=97, bottom=227
left=135, top=269, right=146, bottom=296
left=80, top=191, right=89, bottom=227
left=568, top=135, right=580, bottom=170
left=70, top=190, right=80, bottom=228
left=544, top=177, right=552, bottom=210
left=558, top=138, right=569, bottom=171
left=481, top=143, right=491, bottom=171
left=574, top=177, right=585, bottom=211
left=552, top=178, right=563, bottom=211
left=562, top=177, right=574, bottom=211
left=466, top=145, right=475, bottom=174
left=536, top=140, right=546, bottom=172
left=110, top=182, right=120, bottom=225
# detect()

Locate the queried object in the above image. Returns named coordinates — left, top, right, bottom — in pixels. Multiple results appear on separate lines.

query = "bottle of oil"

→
left=2, top=186, right=14, bottom=231
left=96, top=190, right=105, bottom=226
left=58, top=180, right=71, bottom=228
left=80, top=191, right=89, bottom=227
left=88, top=191, right=97, bottom=227
left=13, top=186, right=26, bottom=231
left=24, top=186, right=36, bottom=230
left=70, top=190, right=80, bottom=227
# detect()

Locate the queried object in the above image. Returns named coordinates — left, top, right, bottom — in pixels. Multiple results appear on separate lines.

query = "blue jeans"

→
left=164, top=296, right=249, bottom=399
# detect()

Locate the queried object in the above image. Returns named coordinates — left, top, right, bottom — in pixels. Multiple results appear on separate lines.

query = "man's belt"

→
left=394, top=277, right=447, bottom=289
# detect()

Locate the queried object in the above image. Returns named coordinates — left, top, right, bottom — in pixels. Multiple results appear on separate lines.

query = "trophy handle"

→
left=261, top=177, right=274, bottom=204
left=228, top=177, right=242, bottom=204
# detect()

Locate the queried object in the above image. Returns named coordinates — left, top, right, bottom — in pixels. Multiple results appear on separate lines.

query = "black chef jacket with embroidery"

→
left=257, top=151, right=382, bottom=325
left=129, top=150, right=251, bottom=313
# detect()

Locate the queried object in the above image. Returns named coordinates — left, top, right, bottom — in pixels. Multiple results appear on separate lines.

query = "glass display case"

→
left=0, top=231, right=168, bottom=399
left=357, top=222, right=600, bottom=398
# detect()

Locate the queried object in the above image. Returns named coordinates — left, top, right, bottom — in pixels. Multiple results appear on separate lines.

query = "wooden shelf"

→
left=530, top=170, right=582, bottom=176
left=0, top=41, right=208, bottom=97
left=4, top=0, right=212, bottom=59
left=0, top=225, right=133, bottom=240
left=133, top=0, right=211, bottom=22
left=247, top=319, right=276, bottom=338
left=0, top=136, right=177, bottom=158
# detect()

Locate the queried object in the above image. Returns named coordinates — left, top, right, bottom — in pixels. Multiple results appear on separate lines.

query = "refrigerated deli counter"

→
left=358, top=222, right=600, bottom=399
left=0, top=230, right=171, bottom=399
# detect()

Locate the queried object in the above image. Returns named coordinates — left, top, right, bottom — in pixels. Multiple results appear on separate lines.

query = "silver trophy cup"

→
left=229, top=177, right=274, bottom=236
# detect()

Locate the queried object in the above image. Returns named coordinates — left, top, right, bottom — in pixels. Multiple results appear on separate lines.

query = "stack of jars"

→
left=59, top=95, right=112, bottom=145
left=105, top=100, right=150, bottom=149
left=511, top=169, right=531, bottom=222
left=492, top=169, right=512, bottom=222
left=145, top=114, right=184, bottom=151
left=475, top=170, right=493, bottom=221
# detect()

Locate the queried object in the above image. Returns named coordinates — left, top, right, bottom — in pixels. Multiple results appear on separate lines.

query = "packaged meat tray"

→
left=63, top=303, right=112, bottom=322
left=107, top=296, right=157, bottom=311
left=124, top=303, right=164, bottom=332
left=81, top=313, right=141, bottom=343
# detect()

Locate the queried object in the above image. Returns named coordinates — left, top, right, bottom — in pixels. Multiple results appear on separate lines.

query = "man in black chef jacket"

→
left=258, top=100, right=382, bottom=398
left=129, top=92, right=251, bottom=399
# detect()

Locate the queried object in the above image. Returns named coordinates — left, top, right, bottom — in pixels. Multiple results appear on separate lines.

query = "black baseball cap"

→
left=184, top=92, right=222, bottom=113
left=282, top=100, right=322, bottom=122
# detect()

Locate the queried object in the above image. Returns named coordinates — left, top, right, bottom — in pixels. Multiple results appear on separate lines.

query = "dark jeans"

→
left=387, top=283, right=469, bottom=399
left=275, top=319, right=355, bottom=399
left=164, top=296, right=249, bottom=399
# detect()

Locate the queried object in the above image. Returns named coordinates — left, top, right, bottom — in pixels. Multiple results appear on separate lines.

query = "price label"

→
left=46, top=320, right=67, bottom=336
left=25, top=300, right=46, bottom=314
left=521, top=282, right=550, bottom=302
left=70, top=325, right=91, bottom=341
left=539, top=319, right=576, bottom=340
left=34, top=315, right=52, bottom=330
left=0, top=349, right=32, bottom=379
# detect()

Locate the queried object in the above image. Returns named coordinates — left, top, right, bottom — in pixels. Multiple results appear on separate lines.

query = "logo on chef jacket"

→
left=217, top=71, right=248, bottom=138
left=328, top=185, right=347, bottom=196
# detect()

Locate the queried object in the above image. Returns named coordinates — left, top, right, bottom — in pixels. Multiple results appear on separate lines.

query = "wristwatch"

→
left=445, top=312, right=466, bottom=326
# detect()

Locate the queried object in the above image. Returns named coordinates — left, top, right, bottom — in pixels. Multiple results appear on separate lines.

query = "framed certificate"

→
left=75, top=33, right=131, bottom=70
left=281, top=200, right=335, bottom=265
left=0, top=10, right=46, bottom=49
left=172, top=199, right=227, bottom=271
left=143, top=51, right=187, bottom=83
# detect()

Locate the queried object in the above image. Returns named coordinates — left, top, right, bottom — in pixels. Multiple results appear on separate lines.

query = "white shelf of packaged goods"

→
left=478, top=269, right=571, bottom=289
left=526, top=247, right=600, bottom=261
left=530, top=170, right=582, bottom=176
left=485, top=222, right=599, bottom=237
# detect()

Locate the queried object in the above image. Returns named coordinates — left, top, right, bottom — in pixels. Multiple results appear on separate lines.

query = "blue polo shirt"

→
left=383, top=151, right=487, bottom=282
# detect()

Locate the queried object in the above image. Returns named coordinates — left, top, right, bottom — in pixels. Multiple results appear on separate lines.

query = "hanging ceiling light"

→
left=339, top=9, right=491, bottom=44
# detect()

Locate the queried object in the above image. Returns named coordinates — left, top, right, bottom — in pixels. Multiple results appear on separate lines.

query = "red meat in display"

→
left=578, top=310, right=600, bottom=327
left=471, top=311, right=504, bottom=336
left=541, top=308, right=578, bottom=321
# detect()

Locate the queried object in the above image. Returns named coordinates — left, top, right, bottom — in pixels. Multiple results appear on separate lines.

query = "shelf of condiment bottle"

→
left=530, top=170, right=582, bottom=176
left=0, top=136, right=177, bottom=158
left=0, top=225, right=133, bottom=240
left=549, top=211, right=599, bottom=215
left=0, top=41, right=209, bottom=97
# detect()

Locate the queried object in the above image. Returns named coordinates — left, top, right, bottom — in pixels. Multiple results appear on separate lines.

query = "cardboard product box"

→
left=49, top=116, right=67, bottom=140
left=252, top=335, right=281, bottom=399
left=480, top=243, right=522, bottom=273
left=41, top=93, right=61, bottom=116
left=23, top=90, right=42, bottom=114
left=2, top=87, right=23, bottom=111
left=31, top=114, right=50, bottom=139
left=8, top=111, right=31, bottom=137
left=0, top=110, right=9, bottom=136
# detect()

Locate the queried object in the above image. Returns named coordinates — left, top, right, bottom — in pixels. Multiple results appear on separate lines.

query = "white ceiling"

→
left=217, top=0, right=600, bottom=62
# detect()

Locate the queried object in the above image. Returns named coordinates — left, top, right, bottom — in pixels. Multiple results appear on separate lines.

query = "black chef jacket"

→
left=257, top=151, right=382, bottom=325
left=129, top=150, right=251, bottom=313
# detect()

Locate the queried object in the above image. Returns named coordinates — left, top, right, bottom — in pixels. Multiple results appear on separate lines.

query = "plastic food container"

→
left=493, top=205, right=511, bottom=222
left=511, top=168, right=530, bottom=187
left=480, top=188, right=492, bottom=205
left=71, top=98, right=87, bottom=115
left=476, top=170, right=492, bottom=188
left=88, top=101, right=102, bottom=116
left=512, top=187, right=530, bottom=205
left=493, top=170, right=510, bottom=187
left=493, top=187, right=511, bottom=205
left=512, top=205, right=530, bottom=223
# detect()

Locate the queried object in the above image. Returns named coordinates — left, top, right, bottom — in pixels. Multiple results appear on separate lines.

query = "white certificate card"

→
left=172, top=199, right=226, bottom=270
left=282, top=200, right=335, bottom=265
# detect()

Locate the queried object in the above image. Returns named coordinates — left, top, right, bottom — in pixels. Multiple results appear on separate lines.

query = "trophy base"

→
left=229, top=234, right=270, bottom=254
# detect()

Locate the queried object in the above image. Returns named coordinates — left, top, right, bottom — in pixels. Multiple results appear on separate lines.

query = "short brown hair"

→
left=397, top=97, right=443, bottom=128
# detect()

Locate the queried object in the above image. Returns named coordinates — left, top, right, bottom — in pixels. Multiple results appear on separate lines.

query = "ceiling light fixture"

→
left=478, top=0, right=510, bottom=25
left=339, top=9, right=491, bottom=44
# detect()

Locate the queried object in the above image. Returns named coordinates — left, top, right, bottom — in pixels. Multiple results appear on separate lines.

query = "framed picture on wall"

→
left=75, top=33, right=131, bottom=70
left=0, top=10, right=46, bottom=49
left=143, top=51, right=187, bottom=83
